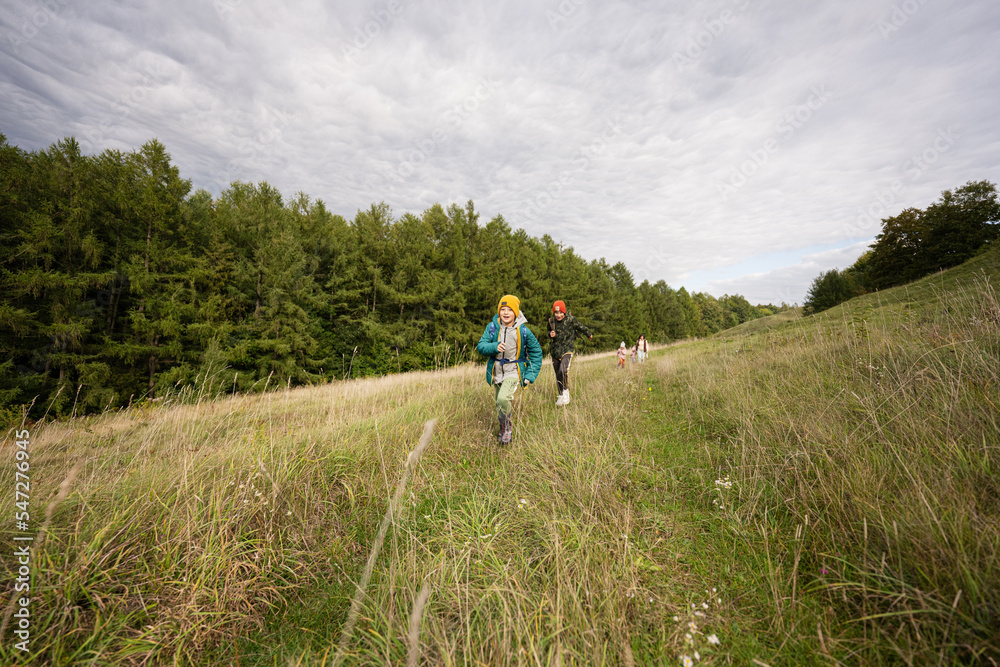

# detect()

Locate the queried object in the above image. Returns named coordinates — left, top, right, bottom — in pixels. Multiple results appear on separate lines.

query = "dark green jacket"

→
left=547, top=313, right=592, bottom=359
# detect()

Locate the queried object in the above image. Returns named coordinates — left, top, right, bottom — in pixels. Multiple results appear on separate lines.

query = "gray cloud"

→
left=2, top=0, right=998, bottom=304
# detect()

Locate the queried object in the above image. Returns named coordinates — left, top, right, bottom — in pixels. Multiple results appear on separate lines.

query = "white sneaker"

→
left=562, top=390, right=571, bottom=405
left=555, top=393, right=567, bottom=406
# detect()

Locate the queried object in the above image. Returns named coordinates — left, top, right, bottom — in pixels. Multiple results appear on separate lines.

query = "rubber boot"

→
left=498, top=412, right=513, bottom=444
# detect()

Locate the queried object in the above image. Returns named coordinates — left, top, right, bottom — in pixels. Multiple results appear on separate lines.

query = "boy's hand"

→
left=549, top=330, right=556, bottom=338
left=497, top=342, right=506, bottom=353
left=523, top=380, right=532, bottom=386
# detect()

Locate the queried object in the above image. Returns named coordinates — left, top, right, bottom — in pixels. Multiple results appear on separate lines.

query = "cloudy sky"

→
left=2, top=0, right=998, bottom=305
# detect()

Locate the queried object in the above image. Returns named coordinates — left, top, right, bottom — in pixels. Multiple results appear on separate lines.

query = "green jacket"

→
left=547, top=313, right=592, bottom=359
left=476, top=314, right=543, bottom=385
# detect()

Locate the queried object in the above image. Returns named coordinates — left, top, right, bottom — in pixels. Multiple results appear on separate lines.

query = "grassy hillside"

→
left=2, top=248, right=998, bottom=665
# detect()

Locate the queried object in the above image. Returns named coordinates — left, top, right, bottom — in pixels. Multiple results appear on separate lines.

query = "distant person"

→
left=616, top=342, right=627, bottom=369
left=477, top=294, right=542, bottom=444
left=630, top=344, right=638, bottom=364
left=636, top=334, right=648, bottom=363
left=547, top=299, right=593, bottom=406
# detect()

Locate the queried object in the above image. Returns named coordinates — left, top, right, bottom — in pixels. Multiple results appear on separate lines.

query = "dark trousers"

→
left=552, top=353, right=573, bottom=394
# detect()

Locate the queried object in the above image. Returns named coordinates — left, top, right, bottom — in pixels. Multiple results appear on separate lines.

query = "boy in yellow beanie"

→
left=476, top=294, right=543, bottom=444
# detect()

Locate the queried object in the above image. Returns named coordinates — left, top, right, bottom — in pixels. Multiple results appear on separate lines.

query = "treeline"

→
left=0, top=134, right=785, bottom=417
left=804, top=180, right=1000, bottom=314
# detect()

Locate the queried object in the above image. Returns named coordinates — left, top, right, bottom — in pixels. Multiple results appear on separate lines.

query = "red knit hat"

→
left=552, top=300, right=566, bottom=313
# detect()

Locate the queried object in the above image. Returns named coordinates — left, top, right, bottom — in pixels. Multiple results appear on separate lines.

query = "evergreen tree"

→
left=0, top=135, right=37, bottom=407
left=215, top=181, right=323, bottom=386
left=113, top=140, right=195, bottom=397
left=636, top=280, right=683, bottom=342
left=288, top=193, right=351, bottom=378
left=467, top=214, right=514, bottom=323
left=12, top=138, right=111, bottom=413
left=350, top=202, right=397, bottom=376
left=607, top=261, right=643, bottom=343
left=177, top=188, right=238, bottom=390
left=385, top=209, right=441, bottom=368
left=675, top=287, right=700, bottom=338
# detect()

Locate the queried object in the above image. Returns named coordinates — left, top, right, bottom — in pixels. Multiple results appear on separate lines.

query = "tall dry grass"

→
left=0, top=367, right=457, bottom=663
left=325, top=354, right=691, bottom=666
left=2, top=351, right=694, bottom=665
left=660, top=271, right=1000, bottom=663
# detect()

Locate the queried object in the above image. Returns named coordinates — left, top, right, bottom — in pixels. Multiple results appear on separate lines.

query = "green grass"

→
left=2, top=247, right=999, bottom=665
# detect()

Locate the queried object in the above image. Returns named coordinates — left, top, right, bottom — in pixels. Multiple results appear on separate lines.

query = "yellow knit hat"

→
left=497, top=294, right=520, bottom=318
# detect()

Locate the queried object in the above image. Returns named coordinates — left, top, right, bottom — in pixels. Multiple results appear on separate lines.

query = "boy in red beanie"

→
left=476, top=294, right=543, bottom=444
left=547, top=300, right=593, bottom=406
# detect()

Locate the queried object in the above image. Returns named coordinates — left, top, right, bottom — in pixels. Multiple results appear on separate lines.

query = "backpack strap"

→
left=499, top=325, right=530, bottom=364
